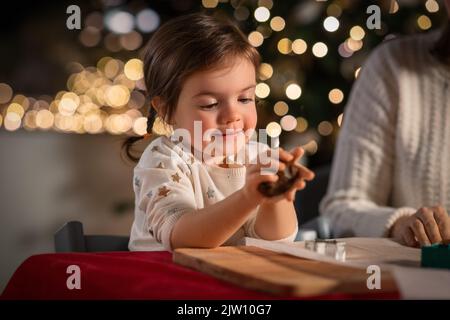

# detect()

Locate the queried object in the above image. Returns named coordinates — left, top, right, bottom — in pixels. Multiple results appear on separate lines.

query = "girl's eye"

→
left=199, top=102, right=218, bottom=110
left=239, top=98, right=254, bottom=104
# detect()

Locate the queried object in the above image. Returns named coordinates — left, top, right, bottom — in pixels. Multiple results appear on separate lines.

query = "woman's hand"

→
left=390, top=206, right=450, bottom=247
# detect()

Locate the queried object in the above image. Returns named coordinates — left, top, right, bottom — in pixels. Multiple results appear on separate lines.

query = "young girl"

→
left=123, top=13, right=314, bottom=252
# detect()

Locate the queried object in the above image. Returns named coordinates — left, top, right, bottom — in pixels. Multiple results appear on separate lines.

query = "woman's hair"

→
left=122, top=13, right=261, bottom=162
left=431, top=20, right=450, bottom=65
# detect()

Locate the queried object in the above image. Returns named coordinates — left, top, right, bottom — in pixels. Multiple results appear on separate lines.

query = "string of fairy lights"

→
left=0, top=0, right=444, bottom=155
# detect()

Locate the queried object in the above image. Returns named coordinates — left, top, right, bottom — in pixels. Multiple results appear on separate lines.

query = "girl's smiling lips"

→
left=213, top=128, right=244, bottom=137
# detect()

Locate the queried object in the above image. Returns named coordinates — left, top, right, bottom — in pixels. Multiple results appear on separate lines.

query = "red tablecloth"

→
left=1, top=251, right=399, bottom=300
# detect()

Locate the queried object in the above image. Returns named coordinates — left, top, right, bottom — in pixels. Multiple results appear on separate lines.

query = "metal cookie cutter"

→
left=304, top=239, right=346, bottom=262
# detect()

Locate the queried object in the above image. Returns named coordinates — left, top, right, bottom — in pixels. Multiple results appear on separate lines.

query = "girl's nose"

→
left=220, top=103, right=241, bottom=124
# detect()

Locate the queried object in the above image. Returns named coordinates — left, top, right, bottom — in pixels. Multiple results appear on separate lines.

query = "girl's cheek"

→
left=245, top=108, right=257, bottom=129
left=198, top=114, right=217, bottom=131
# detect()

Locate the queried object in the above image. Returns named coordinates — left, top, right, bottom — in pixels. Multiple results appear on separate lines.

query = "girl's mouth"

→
left=221, top=129, right=244, bottom=139
left=211, top=129, right=244, bottom=139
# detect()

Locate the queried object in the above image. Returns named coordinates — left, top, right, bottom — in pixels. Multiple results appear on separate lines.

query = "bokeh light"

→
left=318, top=121, right=333, bottom=136
left=323, top=16, right=339, bottom=32
left=136, top=9, right=160, bottom=33
left=254, top=7, right=270, bottom=22
left=285, top=83, right=302, bottom=100
left=270, top=16, right=285, bottom=31
left=273, top=101, right=288, bottom=116
left=277, top=38, right=292, bottom=54
left=292, top=39, right=307, bottom=54
left=328, top=88, right=344, bottom=104
left=258, top=63, right=273, bottom=81
left=350, top=25, right=365, bottom=41
left=280, top=115, right=297, bottom=131
left=0, top=83, right=13, bottom=104
left=255, top=83, right=270, bottom=99
left=295, top=117, right=308, bottom=133
left=266, top=121, right=281, bottom=138
left=124, top=58, right=144, bottom=81
left=417, top=15, right=432, bottom=30
left=105, top=85, right=130, bottom=107
left=105, top=10, right=134, bottom=34
left=248, top=31, right=264, bottom=47
left=312, top=42, right=328, bottom=58
left=202, top=0, right=219, bottom=9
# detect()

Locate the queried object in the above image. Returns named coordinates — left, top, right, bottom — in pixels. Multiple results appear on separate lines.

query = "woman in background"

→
left=320, top=1, right=450, bottom=247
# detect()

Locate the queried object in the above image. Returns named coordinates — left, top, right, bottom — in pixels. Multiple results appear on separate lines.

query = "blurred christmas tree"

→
left=0, top=0, right=447, bottom=168
left=202, top=0, right=447, bottom=167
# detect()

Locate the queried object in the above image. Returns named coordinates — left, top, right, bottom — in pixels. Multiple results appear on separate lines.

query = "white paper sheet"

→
left=391, top=266, right=450, bottom=299
left=242, top=237, right=421, bottom=270
left=242, top=237, right=450, bottom=299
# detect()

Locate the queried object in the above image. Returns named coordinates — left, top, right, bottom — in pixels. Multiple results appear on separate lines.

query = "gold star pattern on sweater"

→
left=171, top=172, right=181, bottom=183
left=158, top=186, right=170, bottom=197
left=157, top=162, right=165, bottom=169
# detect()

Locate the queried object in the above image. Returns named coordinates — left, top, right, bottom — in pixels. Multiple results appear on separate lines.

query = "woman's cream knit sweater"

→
left=319, top=29, right=450, bottom=238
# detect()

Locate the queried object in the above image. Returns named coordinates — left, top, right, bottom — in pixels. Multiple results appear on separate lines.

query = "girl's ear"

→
left=151, top=96, right=161, bottom=113
left=151, top=96, right=176, bottom=126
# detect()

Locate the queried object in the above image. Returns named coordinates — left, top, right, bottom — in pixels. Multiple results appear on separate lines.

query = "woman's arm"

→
left=319, top=42, right=416, bottom=238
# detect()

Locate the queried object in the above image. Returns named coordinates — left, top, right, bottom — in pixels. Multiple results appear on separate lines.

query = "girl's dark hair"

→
left=431, top=20, right=450, bottom=65
left=122, top=12, right=261, bottom=162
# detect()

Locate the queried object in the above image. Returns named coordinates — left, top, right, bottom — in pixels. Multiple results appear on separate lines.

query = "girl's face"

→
left=172, top=57, right=258, bottom=158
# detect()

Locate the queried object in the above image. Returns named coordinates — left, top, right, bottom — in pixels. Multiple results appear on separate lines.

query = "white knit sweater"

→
left=320, top=29, right=450, bottom=238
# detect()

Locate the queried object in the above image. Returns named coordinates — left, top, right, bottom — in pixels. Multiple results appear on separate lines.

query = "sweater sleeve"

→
left=319, top=42, right=416, bottom=238
left=133, top=145, right=197, bottom=251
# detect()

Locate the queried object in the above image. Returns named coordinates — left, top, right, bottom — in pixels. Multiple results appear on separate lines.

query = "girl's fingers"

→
left=290, top=147, right=304, bottom=162
left=259, top=159, right=286, bottom=173
left=248, top=158, right=286, bottom=173
left=296, top=165, right=315, bottom=181
left=282, top=180, right=304, bottom=202
left=277, top=148, right=294, bottom=163
left=293, top=179, right=306, bottom=190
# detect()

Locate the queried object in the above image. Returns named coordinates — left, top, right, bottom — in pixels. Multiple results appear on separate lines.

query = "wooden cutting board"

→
left=173, top=245, right=398, bottom=297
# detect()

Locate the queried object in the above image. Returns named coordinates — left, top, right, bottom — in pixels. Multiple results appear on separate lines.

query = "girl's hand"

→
left=242, top=156, right=283, bottom=205
left=265, top=147, right=315, bottom=203
left=242, top=147, right=314, bottom=205
left=390, top=206, right=450, bottom=247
